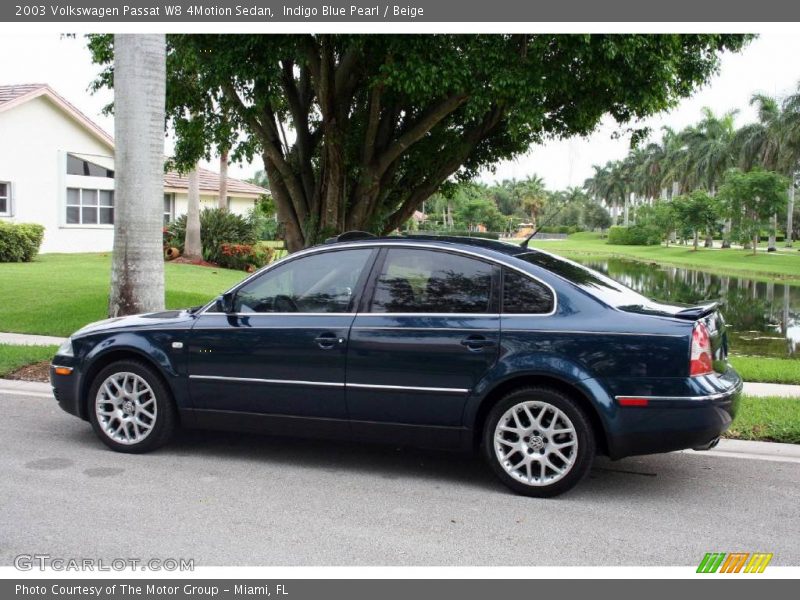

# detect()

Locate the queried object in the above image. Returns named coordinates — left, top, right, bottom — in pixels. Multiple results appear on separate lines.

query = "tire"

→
left=87, top=359, right=177, bottom=453
left=482, top=386, right=595, bottom=498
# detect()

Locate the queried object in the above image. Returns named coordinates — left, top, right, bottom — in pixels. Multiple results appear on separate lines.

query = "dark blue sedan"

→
left=50, top=234, right=742, bottom=497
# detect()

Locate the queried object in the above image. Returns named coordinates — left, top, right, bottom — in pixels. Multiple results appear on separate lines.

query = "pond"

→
left=572, top=258, right=800, bottom=360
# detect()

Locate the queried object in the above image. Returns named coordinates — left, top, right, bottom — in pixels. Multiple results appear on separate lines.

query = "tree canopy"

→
left=89, top=33, right=751, bottom=251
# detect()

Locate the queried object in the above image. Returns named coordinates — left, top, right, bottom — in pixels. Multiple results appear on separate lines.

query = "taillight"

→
left=690, top=322, right=713, bottom=376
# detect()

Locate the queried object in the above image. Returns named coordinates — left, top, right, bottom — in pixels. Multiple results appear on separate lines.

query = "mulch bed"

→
left=169, top=256, right=218, bottom=268
left=7, top=360, right=50, bottom=383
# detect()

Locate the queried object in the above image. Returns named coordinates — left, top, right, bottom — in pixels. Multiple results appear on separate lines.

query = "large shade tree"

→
left=90, top=34, right=750, bottom=252
left=107, top=34, right=166, bottom=316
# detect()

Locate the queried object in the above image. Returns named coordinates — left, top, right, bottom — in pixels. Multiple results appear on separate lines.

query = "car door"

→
left=187, top=247, right=377, bottom=431
left=346, top=247, right=501, bottom=446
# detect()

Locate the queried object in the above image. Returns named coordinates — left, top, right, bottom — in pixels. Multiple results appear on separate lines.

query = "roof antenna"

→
left=519, top=200, right=571, bottom=249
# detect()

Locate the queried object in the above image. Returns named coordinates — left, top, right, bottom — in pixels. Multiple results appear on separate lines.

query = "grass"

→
left=0, top=344, right=59, bottom=378
left=0, top=254, right=245, bottom=337
left=727, top=395, right=800, bottom=444
left=523, top=232, right=800, bottom=284
left=729, top=356, right=800, bottom=385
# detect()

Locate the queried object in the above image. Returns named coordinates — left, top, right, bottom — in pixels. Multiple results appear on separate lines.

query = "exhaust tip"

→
left=692, top=437, right=720, bottom=451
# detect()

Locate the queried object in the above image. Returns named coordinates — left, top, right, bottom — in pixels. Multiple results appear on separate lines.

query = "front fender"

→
left=77, top=330, right=188, bottom=410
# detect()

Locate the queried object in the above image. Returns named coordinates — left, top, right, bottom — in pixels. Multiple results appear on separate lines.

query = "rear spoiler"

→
left=674, top=302, right=719, bottom=320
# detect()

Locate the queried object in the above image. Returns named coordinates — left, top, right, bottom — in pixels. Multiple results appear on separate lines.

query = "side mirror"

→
left=215, top=292, right=235, bottom=313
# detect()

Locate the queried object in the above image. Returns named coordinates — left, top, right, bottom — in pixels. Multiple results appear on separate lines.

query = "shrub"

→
left=607, top=225, right=661, bottom=246
left=420, top=230, right=500, bottom=240
left=217, top=243, right=274, bottom=272
left=166, top=208, right=260, bottom=264
left=0, top=222, right=45, bottom=262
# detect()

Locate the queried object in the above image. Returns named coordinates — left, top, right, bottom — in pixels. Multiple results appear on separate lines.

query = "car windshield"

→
left=516, top=251, right=652, bottom=308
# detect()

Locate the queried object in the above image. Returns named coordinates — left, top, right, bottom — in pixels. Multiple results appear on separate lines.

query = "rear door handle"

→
left=460, top=335, right=496, bottom=351
left=315, top=332, right=344, bottom=349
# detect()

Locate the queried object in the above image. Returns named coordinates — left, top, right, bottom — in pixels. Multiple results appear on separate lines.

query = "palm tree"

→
left=519, top=175, right=548, bottom=229
left=184, top=164, right=202, bottom=261
left=108, top=34, right=166, bottom=316
left=736, top=91, right=800, bottom=248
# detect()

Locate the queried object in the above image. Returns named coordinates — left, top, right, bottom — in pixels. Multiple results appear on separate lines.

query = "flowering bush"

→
left=217, top=243, right=274, bottom=272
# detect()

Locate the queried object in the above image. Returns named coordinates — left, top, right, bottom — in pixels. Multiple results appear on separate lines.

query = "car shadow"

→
left=65, top=423, right=695, bottom=499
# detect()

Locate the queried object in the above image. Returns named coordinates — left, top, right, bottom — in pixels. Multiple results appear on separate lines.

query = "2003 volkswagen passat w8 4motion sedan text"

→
left=50, top=233, right=742, bottom=497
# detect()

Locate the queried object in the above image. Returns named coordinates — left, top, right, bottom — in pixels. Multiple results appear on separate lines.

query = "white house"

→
left=0, top=84, right=268, bottom=253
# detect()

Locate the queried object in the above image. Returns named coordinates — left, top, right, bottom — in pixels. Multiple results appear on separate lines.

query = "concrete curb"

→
left=742, top=381, right=800, bottom=398
left=0, top=332, right=66, bottom=346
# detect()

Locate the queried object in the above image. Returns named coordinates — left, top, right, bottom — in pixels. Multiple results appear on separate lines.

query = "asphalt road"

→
left=1, top=390, right=799, bottom=566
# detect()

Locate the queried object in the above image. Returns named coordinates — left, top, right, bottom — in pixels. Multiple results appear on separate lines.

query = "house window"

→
left=0, top=182, right=9, bottom=216
left=163, top=194, right=174, bottom=225
left=66, top=188, right=114, bottom=225
left=66, top=154, right=114, bottom=178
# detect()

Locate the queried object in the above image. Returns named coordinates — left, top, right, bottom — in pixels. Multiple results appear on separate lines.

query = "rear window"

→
left=516, top=251, right=651, bottom=308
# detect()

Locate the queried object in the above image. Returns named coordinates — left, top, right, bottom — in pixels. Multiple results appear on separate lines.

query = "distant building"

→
left=0, top=84, right=268, bottom=253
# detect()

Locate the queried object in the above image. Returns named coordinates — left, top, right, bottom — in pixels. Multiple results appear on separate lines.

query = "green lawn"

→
left=0, top=254, right=245, bottom=337
left=0, top=344, right=59, bottom=378
left=727, top=395, right=800, bottom=444
left=729, top=356, right=800, bottom=385
left=525, top=232, right=800, bottom=284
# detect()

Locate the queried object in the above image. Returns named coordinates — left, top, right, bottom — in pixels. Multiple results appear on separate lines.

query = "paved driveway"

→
left=1, top=390, right=798, bottom=566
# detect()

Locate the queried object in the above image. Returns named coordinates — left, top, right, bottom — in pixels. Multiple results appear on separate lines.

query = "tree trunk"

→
left=184, top=166, right=202, bottom=261
left=693, top=230, right=699, bottom=251
left=108, top=34, right=166, bottom=317
left=623, top=193, right=630, bottom=226
left=768, top=213, right=777, bottom=252
left=721, top=219, right=732, bottom=248
left=786, top=183, right=795, bottom=248
left=218, top=149, right=229, bottom=211
left=753, top=232, right=759, bottom=256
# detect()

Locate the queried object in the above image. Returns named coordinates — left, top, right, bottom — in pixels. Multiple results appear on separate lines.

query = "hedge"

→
left=0, top=222, right=45, bottom=262
left=607, top=225, right=661, bottom=246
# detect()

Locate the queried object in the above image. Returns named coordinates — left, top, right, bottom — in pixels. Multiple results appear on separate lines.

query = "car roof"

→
left=320, top=234, right=531, bottom=258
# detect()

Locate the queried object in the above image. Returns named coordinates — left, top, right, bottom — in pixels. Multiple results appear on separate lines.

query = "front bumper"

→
left=49, top=357, right=85, bottom=420
left=606, top=370, right=742, bottom=459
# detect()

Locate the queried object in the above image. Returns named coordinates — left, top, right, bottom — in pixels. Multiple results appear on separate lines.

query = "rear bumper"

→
left=607, top=374, right=742, bottom=459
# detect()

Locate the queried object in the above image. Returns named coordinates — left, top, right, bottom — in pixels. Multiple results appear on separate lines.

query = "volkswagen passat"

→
left=51, top=234, right=741, bottom=497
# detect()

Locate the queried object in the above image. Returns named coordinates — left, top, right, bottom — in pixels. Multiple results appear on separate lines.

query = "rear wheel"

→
left=88, top=360, right=176, bottom=453
left=483, top=386, right=595, bottom=497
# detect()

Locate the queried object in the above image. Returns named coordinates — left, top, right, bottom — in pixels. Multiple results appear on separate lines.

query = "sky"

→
left=1, top=33, right=799, bottom=188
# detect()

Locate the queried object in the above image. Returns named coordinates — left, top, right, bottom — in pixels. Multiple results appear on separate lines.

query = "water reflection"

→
left=574, top=258, right=800, bottom=359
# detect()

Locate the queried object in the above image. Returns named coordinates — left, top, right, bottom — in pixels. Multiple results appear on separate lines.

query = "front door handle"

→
left=314, top=332, right=344, bottom=349
left=460, top=335, right=496, bottom=351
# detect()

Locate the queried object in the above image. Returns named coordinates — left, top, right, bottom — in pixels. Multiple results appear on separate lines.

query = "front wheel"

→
left=88, top=360, right=176, bottom=453
left=483, top=387, right=595, bottom=497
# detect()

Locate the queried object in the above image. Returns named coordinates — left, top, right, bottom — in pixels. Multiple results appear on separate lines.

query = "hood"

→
left=72, top=309, right=196, bottom=338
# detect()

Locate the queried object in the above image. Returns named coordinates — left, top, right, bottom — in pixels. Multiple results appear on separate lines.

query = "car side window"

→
left=370, top=248, right=493, bottom=314
left=231, top=249, right=373, bottom=313
left=502, top=269, right=554, bottom=314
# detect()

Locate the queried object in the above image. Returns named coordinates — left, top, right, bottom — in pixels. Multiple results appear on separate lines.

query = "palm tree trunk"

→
left=768, top=213, right=777, bottom=251
left=108, top=34, right=166, bottom=317
left=623, top=193, right=630, bottom=226
left=693, top=230, right=699, bottom=251
left=184, top=166, right=202, bottom=261
left=786, top=183, right=795, bottom=248
left=721, top=219, right=732, bottom=248
left=218, top=149, right=229, bottom=211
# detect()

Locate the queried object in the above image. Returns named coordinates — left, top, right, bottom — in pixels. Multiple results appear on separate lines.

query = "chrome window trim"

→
left=199, top=240, right=558, bottom=318
left=189, top=374, right=469, bottom=395
left=501, top=328, right=686, bottom=338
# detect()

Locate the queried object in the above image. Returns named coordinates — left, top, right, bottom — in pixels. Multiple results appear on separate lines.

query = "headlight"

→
left=57, top=338, right=74, bottom=357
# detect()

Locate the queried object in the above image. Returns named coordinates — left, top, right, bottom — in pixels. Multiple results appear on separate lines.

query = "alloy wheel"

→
left=493, top=400, right=578, bottom=486
left=94, top=372, right=158, bottom=445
